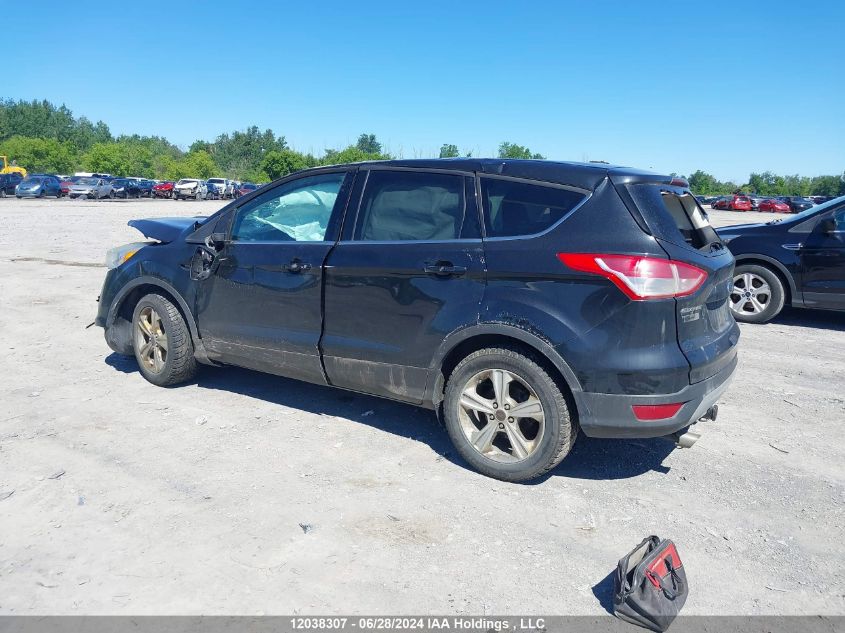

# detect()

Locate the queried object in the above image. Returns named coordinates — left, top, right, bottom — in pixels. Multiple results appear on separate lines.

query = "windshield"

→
left=113, top=179, right=127, bottom=186
left=23, top=177, right=44, bottom=185
left=241, top=183, right=257, bottom=190
left=176, top=179, right=197, bottom=185
left=208, top=178, right=225, bottom=184
left=77, top=177, right=98, bottom=185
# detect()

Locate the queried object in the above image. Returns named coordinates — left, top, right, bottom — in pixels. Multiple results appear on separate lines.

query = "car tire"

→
left=109, top=191, right=115, bottom=199
left=0, top=189, right=6, bottom=198
left=132, top=293, right=198, bottom=387
left=442, top=346, right=577, bottom=482
left=730, top=264, right=786, bottom=324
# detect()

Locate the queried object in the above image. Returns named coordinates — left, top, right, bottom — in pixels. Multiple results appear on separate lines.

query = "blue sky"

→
left=5, top=0, right=844, bottom=183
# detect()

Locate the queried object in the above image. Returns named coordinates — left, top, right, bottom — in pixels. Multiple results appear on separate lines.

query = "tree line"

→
left=1, top=99, right=841, bottom=196
left=686, top=169, right=844, bottom=198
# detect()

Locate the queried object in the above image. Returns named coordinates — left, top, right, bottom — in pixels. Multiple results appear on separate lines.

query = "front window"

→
left=231, top=173, right=345, bottom=242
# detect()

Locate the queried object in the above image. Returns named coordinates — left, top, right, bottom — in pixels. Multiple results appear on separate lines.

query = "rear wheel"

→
left=730, top=264, right=785, bottom=323
left=132, top=294, right=197, bottom=387
left=443, top=346, right=576, bottom=482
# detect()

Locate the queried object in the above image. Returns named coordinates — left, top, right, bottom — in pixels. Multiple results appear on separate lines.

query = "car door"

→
left=195, top=170, right=353, bottom=384
left=321, top=167, right=485, bottom=404
left=800, top=203, right=845, bottom=309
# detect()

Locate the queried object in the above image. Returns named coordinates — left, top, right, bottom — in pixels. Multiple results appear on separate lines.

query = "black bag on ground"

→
left=612, top=535, right=688, bottom=632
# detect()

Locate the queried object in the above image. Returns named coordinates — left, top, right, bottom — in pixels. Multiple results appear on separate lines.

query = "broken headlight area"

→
left=105, top=242, right=151, bottom=269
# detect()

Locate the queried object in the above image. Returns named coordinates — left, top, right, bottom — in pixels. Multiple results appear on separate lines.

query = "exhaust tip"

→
left=669, top=430, right=700, bottom=449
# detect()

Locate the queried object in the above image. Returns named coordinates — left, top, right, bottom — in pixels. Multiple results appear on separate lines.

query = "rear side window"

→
left=355, top=170, right=465, bottom=241
left=480, top=177, right=586, bottom=237
left=627, top=185, right=719, bottom=251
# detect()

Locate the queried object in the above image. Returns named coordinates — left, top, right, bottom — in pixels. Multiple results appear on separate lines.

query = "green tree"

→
left=204, top=126, right=287, bottom=179
left=179, top=150, right=218, bottom=179
left=0, top=136, right=77, bottom=173
left=355, top=133, right=382, bottom=155
left=260, top=149, right=316, bottom=180
left=321, top=145, right=390, bottom=165
left=439, top=143, right=459, bottom=158
left=497, top=142, right=544, bottom=160
left=688, top=170, right=719, bottom=195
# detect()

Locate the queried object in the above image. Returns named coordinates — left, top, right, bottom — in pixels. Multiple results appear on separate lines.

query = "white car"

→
left=68, top=177, right=114, bottom=199
left=173, top=179, right=208, bottom=200
left=206, top=178, right=234, bottom=199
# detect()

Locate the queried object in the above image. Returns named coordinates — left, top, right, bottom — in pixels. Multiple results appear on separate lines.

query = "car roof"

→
left=318, top=158, right=674, bottom=190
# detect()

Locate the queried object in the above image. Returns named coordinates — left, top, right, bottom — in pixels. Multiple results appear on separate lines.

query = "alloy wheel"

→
left=457, top=368, right=545, bottom=463
left=135, top=306, right=168, bottom=373
left=730, top=272, right=771, bottom=316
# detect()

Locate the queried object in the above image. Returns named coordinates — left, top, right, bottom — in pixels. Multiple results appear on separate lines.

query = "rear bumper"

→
left=576, top=350, right=737, bottom=438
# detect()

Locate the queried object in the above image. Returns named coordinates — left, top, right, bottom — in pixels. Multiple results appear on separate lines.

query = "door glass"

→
left=355, top=170, right=464, bottom=241
left=834, top=208, right=845, bottom=231
left=481, top=177, right=586, bottom=237
left=231, top=173, right=345, bottom=242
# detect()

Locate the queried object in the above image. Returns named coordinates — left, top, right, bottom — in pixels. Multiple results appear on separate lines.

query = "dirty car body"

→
left=96, top=159, right=739, bottom=481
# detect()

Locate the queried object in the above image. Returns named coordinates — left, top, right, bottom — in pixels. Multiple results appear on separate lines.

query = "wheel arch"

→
left=107, top=277, right=199, bottom=349
left=425, top=324, right=583, bottom=413
left=733, top=254, right=797, bottom=305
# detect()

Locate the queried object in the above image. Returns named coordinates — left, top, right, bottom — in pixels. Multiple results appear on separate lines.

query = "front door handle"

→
left=424, top=262, right=467, bottom=277
left=284, top=259, right=312, bottom=273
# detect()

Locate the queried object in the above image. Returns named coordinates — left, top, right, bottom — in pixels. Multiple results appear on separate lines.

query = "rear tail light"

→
left=557, top=253, right=707, bottom=300
left=632, top=403, right=685, bottom=421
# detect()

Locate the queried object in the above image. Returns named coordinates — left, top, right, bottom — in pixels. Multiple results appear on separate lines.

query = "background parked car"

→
left=173, top=178, right=207, bottom=200
left=713, top=195, right=752, bottom=211
left=16, top=175, right=63, bottom=198
left=718, top=196, right=845, bottom=322
left=206, top=178, right=234, bottom=199
left=137, top=179, right=155, bottom=197
left=748, top=194, right=764, bottom=210
left=111, top=178, right=142, bottom=199
left=0, top=172, right=23, bottom=197
left=780, top=196, right=814, bottom=213
left=153, top=181, right=175, bottom=198
left=235, top=182, right=258, bottom=197
left=68, top=177, right=114, bottom=199
left=758, top=198, right=791, bottom=213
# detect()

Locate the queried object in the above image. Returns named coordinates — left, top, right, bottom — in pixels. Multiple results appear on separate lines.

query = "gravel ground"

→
left=0, top=198, right=842, bottom=615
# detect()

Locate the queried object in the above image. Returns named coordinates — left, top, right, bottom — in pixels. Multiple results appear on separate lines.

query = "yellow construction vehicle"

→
left=0, top=155, right=27, bottom=177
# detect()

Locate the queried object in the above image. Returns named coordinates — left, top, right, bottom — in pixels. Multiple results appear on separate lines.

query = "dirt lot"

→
left=0, top=198, right=843, bottom=615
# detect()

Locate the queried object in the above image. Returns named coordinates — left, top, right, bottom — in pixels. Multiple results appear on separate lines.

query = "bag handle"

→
left=645, top=557, right=683, bottom=600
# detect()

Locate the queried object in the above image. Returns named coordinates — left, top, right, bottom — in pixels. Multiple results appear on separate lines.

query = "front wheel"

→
left=443, top=346, right=576, bottom=482
left=730, top=264, right=786, bottom=323
left=132, top=293, right=198, bottom=387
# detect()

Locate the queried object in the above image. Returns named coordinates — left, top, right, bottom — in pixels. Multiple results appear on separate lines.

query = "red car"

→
left=713, top=195, right=752, bottom=211
left=758, top=198, right=791, bottom=213
left=152, top=181, right=175, bottom=198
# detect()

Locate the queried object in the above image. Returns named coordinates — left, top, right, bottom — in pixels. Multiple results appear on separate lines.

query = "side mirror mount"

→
left=204, top=232, right=227, bottom=251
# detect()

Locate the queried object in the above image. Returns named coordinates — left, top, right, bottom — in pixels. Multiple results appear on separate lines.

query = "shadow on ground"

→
left=105, top=354, right=679, bottom=482
left=591, top=569, right=617, bottom=615
left=771, top=306, right=845, bottom=332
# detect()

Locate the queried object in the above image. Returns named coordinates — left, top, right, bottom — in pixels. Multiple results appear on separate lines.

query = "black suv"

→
left=0, top=172, right=23, bottom=196
left=95, top=159, right=738, bottom=481
left=718, top=196, right=845, bottom=323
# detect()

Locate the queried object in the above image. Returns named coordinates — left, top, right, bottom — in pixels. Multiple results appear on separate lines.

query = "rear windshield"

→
left=627, top=185, right=720, bottom=251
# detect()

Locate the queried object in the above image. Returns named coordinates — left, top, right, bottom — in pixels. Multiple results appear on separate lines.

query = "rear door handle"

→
left=284, top=259, right=312, bottom=273
left=424, top=262, right=467, bottom=277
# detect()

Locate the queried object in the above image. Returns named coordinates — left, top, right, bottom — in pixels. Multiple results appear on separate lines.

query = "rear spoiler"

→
left=608, top=168, right=688, bottom=188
